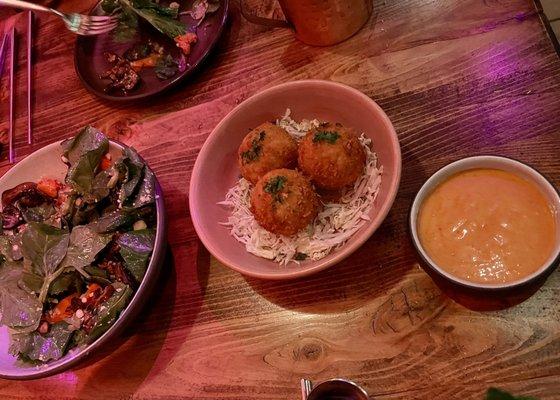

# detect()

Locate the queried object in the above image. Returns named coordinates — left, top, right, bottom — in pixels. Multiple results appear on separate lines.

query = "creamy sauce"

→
left=418, top=169, right=557, bottom=284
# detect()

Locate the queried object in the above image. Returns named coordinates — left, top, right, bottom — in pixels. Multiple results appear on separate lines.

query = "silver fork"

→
left=0, top=0, right=118, bottom=35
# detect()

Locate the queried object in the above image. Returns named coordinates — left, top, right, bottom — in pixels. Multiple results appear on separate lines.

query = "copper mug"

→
left=241, top=0, right=372, bottom=46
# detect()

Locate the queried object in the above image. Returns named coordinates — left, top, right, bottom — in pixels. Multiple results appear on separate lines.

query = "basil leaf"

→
left=113, top=147, right=156, bottom=208
left=119, top=157, right=144, bottom=205
left=87, top=282, right=133, bottom=342
left=133, top=0, right=179, bottom=18
left=20, top=203, right=55, bottom=223
left=85, top=170, right=113, bottom=203
left=117, top=229, right=155, bottom=282
left=113, top=7, right=139, bottom=42
left=131, top=166, right=155, bottom=208
left=63, top=126, right=109, bottom=195
left=0, top=263, right=42, bottom=330
left=48, top=270, right=84, bottom=296
left=20, top=271, right=43, bottom=294
left=71, top=202, right=99, bottom=228
left=62, top=126, right=108, bottom=165
left=122, top=0, right=186, bottom=39
left=88, top=209, right=137, bottom=233
left=21, top=222, right=69, bottom=277
left=10, top=322, right=73, bottom=362
left=61, top=226, right=112, bottom=269
left=84, top=265, right=111, bottom=286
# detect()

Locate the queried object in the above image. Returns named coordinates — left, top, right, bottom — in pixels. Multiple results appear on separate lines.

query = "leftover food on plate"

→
left=101, top=40, right=186, bottom=93
left=98, top=0, right=221, bottom=93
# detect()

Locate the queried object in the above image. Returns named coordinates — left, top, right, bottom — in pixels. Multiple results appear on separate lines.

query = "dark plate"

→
left=74, top=0, right=229, bottom=101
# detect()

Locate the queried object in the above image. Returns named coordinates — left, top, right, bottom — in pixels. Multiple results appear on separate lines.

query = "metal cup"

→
left=302, top=378, right=370, bottom=400
left=241, top=0, right=372, bottom=46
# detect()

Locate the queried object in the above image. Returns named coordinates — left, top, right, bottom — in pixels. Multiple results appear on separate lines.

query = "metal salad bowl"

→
left=0, top=139, right=166, bottom=380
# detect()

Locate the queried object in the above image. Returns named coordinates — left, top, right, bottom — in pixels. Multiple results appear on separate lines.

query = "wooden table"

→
left=1, top=0, right=560, bottom=398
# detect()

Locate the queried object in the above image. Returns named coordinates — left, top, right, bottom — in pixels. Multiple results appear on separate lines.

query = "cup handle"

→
left=239, top=0, right=291, bottom=28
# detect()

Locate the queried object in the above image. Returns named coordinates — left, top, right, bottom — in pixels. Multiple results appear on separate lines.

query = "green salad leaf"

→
left=84, top=265, right=112, bottom=286
left=10, top=322, right=73, bottom=362
left=61, top=226, right=112, bottom=269
left=88, top=209, right=137, bottom=233
left=113, top=6, right=139, bottom=42
left=117, top=229, right=155, bottom=282
left=116, top=148, right=145, bottom=205
left=70, top=202, right=99, bottom=228
left=131, top=166, right=156, bottom=208
left=112, top=147, right=156, bottom=209
left=0, top=263, right=42, bottom=331
left=22, top=223, right=69, bottom=278
left=88, top=169, right=113, bottom=203
left=87, top=282, right=133, bottom=342
left=20, top=271, right=43, bottom=294
left=126, top=0, right=185, bottom=38
left=21, top=222, right=70, bottom=303
left=134, top=0, right=179, bottom=18
left=104, top=0, right=186, bottom=41
left=63, top=126, right=109, bottom=196
left=21, top=203, right=55, bottom=224
left=48, top=270, right=84, bottom=296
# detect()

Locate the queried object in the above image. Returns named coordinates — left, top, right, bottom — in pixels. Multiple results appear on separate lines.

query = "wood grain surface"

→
left=1, top=0, right=560, bottom=399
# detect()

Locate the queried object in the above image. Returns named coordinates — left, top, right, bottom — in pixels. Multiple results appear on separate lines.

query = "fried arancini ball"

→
left=238, top=122, right=298, bottom=184
left=250, top=169, right=320, bottom=236
left=298, top=122, right=366, bottom=190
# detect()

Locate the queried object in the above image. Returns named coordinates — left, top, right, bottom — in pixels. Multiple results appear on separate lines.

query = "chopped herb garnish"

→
left=294, top=252, right=307, bottom=261
left=264, top=176, right=287, bottom=202
left=313, top=130, right=340, bottom=144
left=264, top=176, right=286, bottom=194
left=241, top=131, right=266, bottom=164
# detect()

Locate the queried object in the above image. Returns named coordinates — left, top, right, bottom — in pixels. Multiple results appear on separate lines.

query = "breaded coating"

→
left=238, top=122, right=298, bottom=184
left=251, top=169, right=320, bottom=236
left=298, top=122, right=365, bottom=190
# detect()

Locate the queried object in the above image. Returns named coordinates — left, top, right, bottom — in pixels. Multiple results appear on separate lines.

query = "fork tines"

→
left=69, top=14, right=118, bottom=36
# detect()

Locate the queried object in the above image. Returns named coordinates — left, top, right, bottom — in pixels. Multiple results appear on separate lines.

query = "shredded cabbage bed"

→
left=218, top=110, right=383, bottom=266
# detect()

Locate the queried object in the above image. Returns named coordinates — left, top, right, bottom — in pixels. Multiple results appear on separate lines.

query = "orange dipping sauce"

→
left=418, top=169, right=557, bottom=284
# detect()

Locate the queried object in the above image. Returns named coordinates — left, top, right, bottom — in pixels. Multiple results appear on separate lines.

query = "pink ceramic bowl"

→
left=189, top=80, right=401, bottom=279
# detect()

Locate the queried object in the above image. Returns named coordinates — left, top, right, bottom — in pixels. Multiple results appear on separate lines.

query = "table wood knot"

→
left=371, top=277, right=447, bottom=335
left=107, top=117, right=138, bottom=140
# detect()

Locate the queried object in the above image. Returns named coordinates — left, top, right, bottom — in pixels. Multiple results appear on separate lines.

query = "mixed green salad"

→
left=0, top=126, right=157, bottom=363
